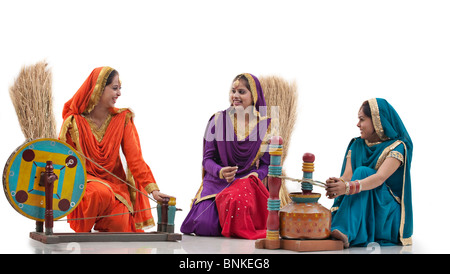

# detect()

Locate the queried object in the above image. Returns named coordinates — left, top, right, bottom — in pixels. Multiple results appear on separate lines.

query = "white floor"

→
left=4, top=233, right=423, bottom=254
left=1, top=201, right=447, bottom=254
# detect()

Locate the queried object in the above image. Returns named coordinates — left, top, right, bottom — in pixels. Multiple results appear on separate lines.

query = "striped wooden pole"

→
left=265, top=136, right=283, bottom=249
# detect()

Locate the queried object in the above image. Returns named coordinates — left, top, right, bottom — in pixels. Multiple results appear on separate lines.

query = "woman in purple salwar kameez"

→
left=181, top=73, right=272, bottom=239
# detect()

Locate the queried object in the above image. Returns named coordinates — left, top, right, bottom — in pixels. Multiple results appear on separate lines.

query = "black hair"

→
left=232, top=74, right=251, bottom=91
left=361, top=100, right=372, bottom=118
left=105, top=70, right=118, bottom=86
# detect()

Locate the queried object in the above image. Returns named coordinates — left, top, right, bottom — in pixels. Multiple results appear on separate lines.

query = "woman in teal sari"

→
left=325, top=98, right=413, bottom=247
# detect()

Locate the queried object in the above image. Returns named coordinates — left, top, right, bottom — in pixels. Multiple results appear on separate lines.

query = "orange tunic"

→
left=59, top=66, right=159, bottom=232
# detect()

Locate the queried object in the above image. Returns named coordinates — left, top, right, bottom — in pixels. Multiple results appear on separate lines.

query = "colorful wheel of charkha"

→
left=3, top=138, right=87, bottom=221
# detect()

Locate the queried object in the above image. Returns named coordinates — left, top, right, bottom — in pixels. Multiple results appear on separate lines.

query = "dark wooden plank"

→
left=30, top=232, right=182, bottom=244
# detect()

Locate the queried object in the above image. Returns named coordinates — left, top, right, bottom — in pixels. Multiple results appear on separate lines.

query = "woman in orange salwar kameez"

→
left=59, top=66, right=171, bottom=232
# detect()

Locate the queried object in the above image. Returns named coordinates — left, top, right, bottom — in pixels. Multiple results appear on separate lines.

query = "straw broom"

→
left=259, top=75, right=298, bottom=207
left=9, top=61, right=57, bottom=140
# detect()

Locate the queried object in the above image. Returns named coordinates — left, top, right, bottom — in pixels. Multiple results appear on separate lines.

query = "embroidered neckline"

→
left=83, top=114, right=113, bottom=142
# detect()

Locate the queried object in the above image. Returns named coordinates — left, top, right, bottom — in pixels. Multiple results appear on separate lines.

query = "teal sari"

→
left=331, top=98, right=413, bottom=246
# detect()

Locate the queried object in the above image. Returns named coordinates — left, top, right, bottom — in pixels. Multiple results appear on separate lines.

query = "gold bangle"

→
left=344, top=181, right=350, bottom=195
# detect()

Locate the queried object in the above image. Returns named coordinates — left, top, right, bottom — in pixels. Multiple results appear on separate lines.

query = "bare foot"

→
left=331, top=229, right=349, bottom=248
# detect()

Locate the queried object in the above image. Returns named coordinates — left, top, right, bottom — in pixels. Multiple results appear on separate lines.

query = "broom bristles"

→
left=9, top=61, right=57, bottom=140
left=259, top=75, right=298, bottom=207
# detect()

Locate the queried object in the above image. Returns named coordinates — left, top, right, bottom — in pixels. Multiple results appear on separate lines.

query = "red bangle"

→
left=347, top=180, right=362, bottom=195
left=355, top=180, right=361, bottom=194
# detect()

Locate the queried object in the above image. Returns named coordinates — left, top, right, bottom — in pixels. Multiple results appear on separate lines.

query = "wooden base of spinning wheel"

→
left=255, top=238, right=344, bottom=252
left=30, top=231, right=182, bottom=244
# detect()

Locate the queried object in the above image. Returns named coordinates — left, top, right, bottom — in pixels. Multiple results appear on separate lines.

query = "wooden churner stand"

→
left=255, top=136, right=343, bottom=252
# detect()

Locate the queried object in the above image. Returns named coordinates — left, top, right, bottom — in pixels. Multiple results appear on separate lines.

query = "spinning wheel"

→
left=3, top=138, right=86, bottom=221
left=3, top=138, right=181, bottom=244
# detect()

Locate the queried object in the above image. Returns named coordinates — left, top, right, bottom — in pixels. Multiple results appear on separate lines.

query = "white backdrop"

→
left=1, top=0, right=449, bottom=253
